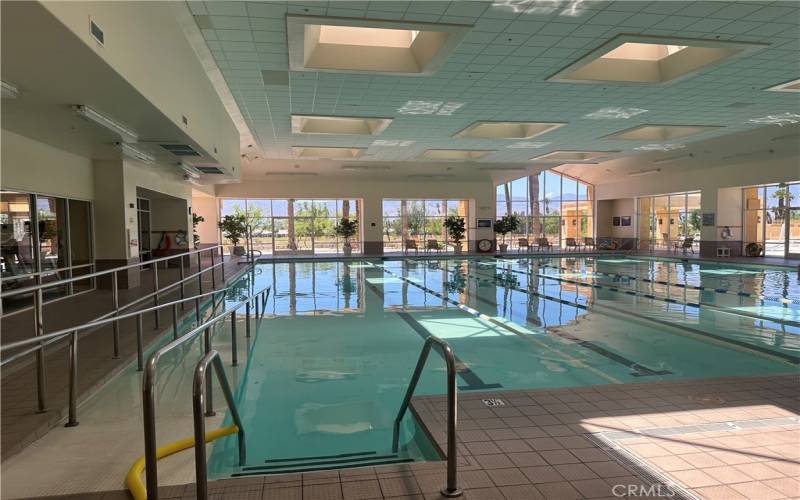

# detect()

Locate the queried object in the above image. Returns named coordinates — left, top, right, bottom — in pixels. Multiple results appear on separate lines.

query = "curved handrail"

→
left=142, top=284, right=270, bottom=500
left=192, top=350, right=246, bottom=499
left=393, top=336, right=462, bottom=498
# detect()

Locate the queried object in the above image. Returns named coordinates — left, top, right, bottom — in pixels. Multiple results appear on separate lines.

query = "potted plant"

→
left=191, top=213, right=205, bottom=249
left=218, top=214, right=247, bottom=256
left=494, top=214, right=520, bottom=252
left=334, top=217, right=358, bottom=256
left=443, top=215, right=466, bottom=254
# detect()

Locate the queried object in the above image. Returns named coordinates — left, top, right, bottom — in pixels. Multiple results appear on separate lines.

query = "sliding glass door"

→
left=743, top=182, right=800, bottom=258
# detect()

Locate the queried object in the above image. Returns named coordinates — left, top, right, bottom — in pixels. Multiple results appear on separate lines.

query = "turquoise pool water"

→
left=208, top=255, right=799, bottom=476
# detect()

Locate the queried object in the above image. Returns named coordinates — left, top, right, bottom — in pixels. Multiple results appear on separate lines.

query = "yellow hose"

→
left=126, top=425, right=239, bottom=500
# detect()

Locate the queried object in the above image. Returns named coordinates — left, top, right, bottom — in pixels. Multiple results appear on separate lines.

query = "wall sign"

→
left=621, top=216, right=631, bottom=227
left=702, top=213, right=715, bottom=226
left=476, top=218, right=493, bottom=228
left=612, top=216, right=620, bottom=226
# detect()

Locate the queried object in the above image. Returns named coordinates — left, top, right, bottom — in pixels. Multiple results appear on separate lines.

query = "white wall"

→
left=1, top=129, right=94, bottom=200
left=191, top=193, right=219, bottom=246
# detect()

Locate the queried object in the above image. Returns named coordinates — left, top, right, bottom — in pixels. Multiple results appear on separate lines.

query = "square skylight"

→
left=530, top=151, right=617, bottom=162
left=548, top=35, right=767, bottom=85
left=765, top=78, right=800, bottom=93
left=371, top=139, right=415, bottom=147
left=507, top=142, right=551, bottom=149
left=419, top=149, right=493, bottom=160
left=287, top=16, right=470, bottom=75
left=292, top=147, right=365, bottom=159
left=454, top=121, right=565, bottom=139
left=291, top=115, right=392, bottom=135
left=397, top=101, right=464, bottom=115
left=605, top=124, right=722, bottom=141
left=584, top=107, right=648, bottom=119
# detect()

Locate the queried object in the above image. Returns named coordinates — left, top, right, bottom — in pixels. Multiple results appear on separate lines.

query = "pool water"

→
left=208, top=256, right=799, bottom=477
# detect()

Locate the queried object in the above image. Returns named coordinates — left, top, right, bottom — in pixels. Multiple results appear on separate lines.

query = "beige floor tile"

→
left=669, top=469, right=720, bottom=488
left=729, top=481, right=786, bottom=500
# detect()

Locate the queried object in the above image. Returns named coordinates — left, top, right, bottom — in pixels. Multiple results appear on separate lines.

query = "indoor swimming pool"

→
left=206, top=255, right=800, bottom=478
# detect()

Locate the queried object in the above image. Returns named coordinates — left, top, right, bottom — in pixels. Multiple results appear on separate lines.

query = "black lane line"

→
left=363, top=278, right=502, bottom=391
left=467, top=266, right=673, bottom=377
left=481, top=263, right=800, bottom=365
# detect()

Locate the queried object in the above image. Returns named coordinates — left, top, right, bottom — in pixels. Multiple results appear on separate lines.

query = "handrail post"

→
left=136, top=314, right=144, bottom=371
left=179, top=259, right=186, bottom=310
left=245, top=301, right=251, bottom=338
left=172, top=303, right=179, bottom=340
left=230, top=310, right=238, bottom=366
left=152, top=265, right=160, bottom=329
left=197, top=253, right=203, bottom=295
left=203, top=327, right=215, bottom=417
left=219, top=247, right=225, bottom=282
left=210, top=250, right=216, bottom=289
left=33, top=288, right=47, bottom=413
left=195, top=297, right=201, bottom=325
left=65, top=330, right=79, bottom=427
left=111, top=272, right=120, bottom=359
left=143, top=361, right=159, bottom=500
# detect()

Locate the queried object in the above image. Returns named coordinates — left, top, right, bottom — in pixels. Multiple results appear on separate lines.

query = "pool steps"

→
left=230, top=450, right=414, bottom=476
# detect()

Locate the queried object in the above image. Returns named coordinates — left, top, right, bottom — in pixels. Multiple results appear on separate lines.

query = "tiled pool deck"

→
left=18, top=373, right=798, bottom=500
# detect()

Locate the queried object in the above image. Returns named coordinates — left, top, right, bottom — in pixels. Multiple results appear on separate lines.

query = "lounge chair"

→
left=517, top=238, right=530, bottom=253
left=674, top=237, right=695, bottom=254
left=426, top=239, right=443, bottom=253
left=536, top=237, right=552, bottom=252
left=565, top=237, right=578, bottom=251
left=404, top=239, right=418, bottom=255
left=583, top=237, right=595, bottom=250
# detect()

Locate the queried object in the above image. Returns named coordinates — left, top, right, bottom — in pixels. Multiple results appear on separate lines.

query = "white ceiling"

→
left=186, top=0, right=800, bottom=181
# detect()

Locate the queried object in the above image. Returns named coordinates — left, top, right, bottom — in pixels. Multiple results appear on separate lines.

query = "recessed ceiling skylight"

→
left=765, top=78, right=800, bottom=93
left=291, top=115, right=392, bottom=135
left=454, top=121, right=565, bottom=139
left=419, top=149, right=493, bottom=160
left=292, top=147, right=365, bottom=159
left=530, top=151, right=617, bottom=162
left=748, top=113, right=800, bottom=126
left=605, top=124, right=722, bottom=141
left=507, top=142, right=551, bottom=149
left=584, top=107, right=648, bottom=119
left=371, top=139, right=416, bottom=147
left=548, top=35, right=767, bottom=85
left=397, top=101, right=464, bottom=115
left=287, top=16, right=469, bottom=75
left=634, top=144, right=686, bottom=151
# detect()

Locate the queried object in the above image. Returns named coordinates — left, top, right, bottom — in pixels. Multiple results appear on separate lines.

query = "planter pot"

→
left=499, top=243, right=508, bottom=252
left=453, top=243, right=463, bottom=254
left=232, top=245, right=246, bottom=256
left=342, top=242, right=352, bottom=256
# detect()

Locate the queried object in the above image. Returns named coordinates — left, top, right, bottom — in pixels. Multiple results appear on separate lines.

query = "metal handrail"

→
left=393, top=336, right=462, bottom=498
left=142, top=284, right=270, bottom=500
left=192, top=350, right=246, bottom=499
left=0, top=245, right=225, bottom=414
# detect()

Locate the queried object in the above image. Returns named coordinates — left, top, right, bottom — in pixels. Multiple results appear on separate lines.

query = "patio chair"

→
left=674, top=237, right=695, bottom=254
left=661, top=232, right=670, bottom=250
left=565, top=237, right=578, bottom=251
left=426, top=239, right=443, bottom=253
left=583, top=237, right=595, bottom=250
left=517, top=238, right=530, bottom=253
left=536, top=237, right=552, bottom=252
left=404, top=239, right=418, bottom=255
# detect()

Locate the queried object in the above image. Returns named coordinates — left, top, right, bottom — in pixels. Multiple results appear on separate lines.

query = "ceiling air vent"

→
left=160, top=144, right=201, bottom=157
left=196, top=166, right=224, bottom=175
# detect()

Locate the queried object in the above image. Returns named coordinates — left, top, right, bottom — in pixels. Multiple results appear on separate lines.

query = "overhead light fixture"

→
left=507, top=141, right=551, bottom=149
left=530, top=150, right=617, bottom=162
left=371, top=139, right=415, bottom=147
left=628, top=168, right=661, bottom=177
left=478, top=166, right=527, bottom=171
left=292, top=146, right=365, bottom=159
left=606, top=124, right=721, bottom=141
left=341, top=165, right=391, bottom=171
left=264, top=172, right=319, bottom=177
left=180, top=161, right=202, bottom=178
left=408, top=174, right=455, bottom=179
left=1, top=81, right=18, bottom=99
left=75, top=105, right=138, bottom=142
left=397, top=101, right=464, bottom=115
left=721, top=149, right=774, bottom=161
left=419, top=149, right=493, bottom=160
left=584, top=107, right=648, bottom=119
left=291, top=115, right=392, bottom=135
left=764, top=78, right=800, bottom=93
left=634, top=143, right=686, bottom=151
left=548, top=34, right=766, bottom=85
left=454, top=121, right=565, bottom=139
left=652, top=153, right=694, bottom=165
left=748, top=112, right=800, bottom=126
left=287, top=16, right=469, bottom=75
left=117, top=142, right=155, bottom=164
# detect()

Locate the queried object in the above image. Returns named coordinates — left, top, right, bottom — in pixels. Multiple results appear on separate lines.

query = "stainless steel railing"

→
left=0, top=275, right=255, bottom=426
left=393, top=336, right=462, bottom=498
left=192, top=350, right=246, bottom=499
left=142, top=284, right=270, bottom=500
left=0, top=245, right=225, bottom=413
